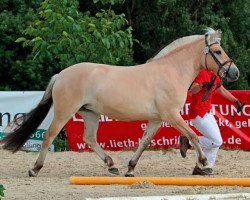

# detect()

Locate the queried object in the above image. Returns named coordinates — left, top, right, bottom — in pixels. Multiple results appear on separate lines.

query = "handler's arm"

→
left=189, top=82, right=202, bottom=94
left=217, top=85, right=237, bottom=102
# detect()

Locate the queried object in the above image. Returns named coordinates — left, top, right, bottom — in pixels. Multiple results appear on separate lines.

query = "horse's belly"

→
left=87, top=101, right=159, bottom=121
left=104, top=110, right=159, bottom=121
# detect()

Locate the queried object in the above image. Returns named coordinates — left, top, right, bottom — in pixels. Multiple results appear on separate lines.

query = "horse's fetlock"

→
left=198, top=156, right=208, bottom=166
left=104, top=156, right=114, bottom=167
left=28, top=169, right=37, bottom=177
left=128, top=160, right=136, bottom=168
left=33, top=161, right=43, bottom=172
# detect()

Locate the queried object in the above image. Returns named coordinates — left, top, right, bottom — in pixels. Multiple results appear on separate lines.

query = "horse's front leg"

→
left=168, top=113, right=207, bottom=167
left=125, top=121, right=161, bottom=177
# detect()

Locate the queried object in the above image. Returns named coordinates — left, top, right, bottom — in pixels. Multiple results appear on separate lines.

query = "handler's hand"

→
left=201, top=82, right=214, bottom=90
left=235, top=99, right=244, bottom=113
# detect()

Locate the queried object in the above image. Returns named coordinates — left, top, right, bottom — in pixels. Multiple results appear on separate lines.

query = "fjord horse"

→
left=0, top=28, right=239, bottom=177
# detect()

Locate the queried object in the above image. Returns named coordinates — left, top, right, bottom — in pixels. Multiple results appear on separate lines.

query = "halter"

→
left=204, top=34, right=233, bottom=80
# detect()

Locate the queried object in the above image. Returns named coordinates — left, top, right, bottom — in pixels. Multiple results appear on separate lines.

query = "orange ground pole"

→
left=69, top=176, right=250, bottom=186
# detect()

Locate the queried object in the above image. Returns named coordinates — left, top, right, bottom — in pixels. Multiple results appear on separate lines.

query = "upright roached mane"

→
left=0, top=28, right=239, bottom=177
left=150, top=35, right=201, bottom=61
left=150, top=28, right=221, bottom=61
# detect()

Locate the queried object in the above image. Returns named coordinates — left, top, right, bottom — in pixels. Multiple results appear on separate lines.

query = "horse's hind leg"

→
left=125, top=121, right=161, bottom=177
left=79, top=110, right=119, bottom=175
left=28, top=118, right=66, bottom=177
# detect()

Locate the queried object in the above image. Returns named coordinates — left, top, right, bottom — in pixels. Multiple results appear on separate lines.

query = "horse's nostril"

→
left=236, top=71, right=239, bottom=77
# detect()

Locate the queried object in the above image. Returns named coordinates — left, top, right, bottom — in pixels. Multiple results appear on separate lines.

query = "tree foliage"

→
left=0, top=0, right=42, bottom=90
left=0, top=0, right=249, bottom=90
left=2, top=0, right=133, bottom=90
left=19, top=0, right=133, bottom=69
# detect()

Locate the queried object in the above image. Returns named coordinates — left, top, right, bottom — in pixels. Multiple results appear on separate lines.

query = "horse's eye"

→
left=214, top=50, right=222, bottom=55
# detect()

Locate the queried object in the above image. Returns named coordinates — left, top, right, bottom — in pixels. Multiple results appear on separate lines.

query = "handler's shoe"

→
left=180, top=136, right=191, bottom=158
left=192, top=165, right=213, bottom=175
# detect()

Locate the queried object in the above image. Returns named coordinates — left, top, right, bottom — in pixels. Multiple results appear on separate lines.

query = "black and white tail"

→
left=0, top=75, right=57, bottom=153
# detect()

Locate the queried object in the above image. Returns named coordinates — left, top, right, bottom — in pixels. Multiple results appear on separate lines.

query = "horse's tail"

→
left=0, top=74, right=58, bottom=153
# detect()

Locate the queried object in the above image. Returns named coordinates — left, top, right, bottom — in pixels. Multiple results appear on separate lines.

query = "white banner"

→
left=0, top=91, right=54, bottom=151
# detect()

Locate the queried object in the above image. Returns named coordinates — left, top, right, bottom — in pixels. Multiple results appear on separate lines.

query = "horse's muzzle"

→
left=222, top=64, right=239, bottom=82
left=228, top=65, right=240, bottom=82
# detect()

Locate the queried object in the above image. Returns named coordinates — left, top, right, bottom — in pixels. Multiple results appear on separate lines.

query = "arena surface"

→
left=0, top=148, right=249, bottom=199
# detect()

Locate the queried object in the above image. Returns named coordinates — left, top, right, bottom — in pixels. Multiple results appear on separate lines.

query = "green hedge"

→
left=0, top=184, right=5, bottom=199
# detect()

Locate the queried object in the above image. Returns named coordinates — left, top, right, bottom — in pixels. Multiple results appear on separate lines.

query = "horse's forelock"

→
left=205, top=27, right=222, bottom=45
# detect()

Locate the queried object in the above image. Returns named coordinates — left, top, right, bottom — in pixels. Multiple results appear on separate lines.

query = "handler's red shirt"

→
left=189, top=69, right=221, bottom=119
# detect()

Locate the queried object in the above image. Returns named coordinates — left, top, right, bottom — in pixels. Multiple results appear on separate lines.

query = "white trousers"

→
left=190, top=112, right=223, bottom=168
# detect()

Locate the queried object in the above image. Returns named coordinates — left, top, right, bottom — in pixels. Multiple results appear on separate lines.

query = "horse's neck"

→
left=155, top=39, right=203, bottom=90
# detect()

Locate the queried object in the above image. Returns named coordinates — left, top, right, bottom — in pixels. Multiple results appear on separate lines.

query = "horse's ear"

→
left=215, top=29, right=222, bottom=44
left=216, top=29, right=222, bottom=39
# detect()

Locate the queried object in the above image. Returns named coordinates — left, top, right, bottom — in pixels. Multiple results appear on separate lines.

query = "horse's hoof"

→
left=125, top=172, right=134, bottom=177
left=28, top=169, right=37, bottom=177
left=108, top=167, right=119, bottom=175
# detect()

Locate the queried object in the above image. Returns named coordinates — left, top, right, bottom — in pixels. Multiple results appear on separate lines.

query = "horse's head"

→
left=202, top=28, right=239, bottom=82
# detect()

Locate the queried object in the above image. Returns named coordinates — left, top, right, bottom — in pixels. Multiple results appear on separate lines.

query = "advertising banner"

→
left=0, top=91, right=54, bottom=151
left=65, top=90, right=250, bottom=151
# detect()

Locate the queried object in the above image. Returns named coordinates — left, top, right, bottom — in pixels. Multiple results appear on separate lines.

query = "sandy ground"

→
left=0, top=148, right=250, bottom=200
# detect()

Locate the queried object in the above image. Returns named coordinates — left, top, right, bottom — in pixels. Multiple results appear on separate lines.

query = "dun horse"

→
left=0, top=28, right=239, bottom=177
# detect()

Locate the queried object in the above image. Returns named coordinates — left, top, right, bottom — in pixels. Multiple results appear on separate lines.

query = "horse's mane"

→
left=149, top=28, right=221, bottom=61
left=150, top=35, right=201, bottom=61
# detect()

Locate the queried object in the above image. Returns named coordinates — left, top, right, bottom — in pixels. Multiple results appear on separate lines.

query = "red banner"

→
left=65, top=90, right=250, bottom=151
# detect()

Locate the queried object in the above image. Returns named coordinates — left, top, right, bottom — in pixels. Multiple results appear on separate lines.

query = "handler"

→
left=180, top=69, right=243, bottom=175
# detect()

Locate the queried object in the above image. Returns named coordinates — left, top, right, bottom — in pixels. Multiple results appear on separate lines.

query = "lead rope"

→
left=201, top=74, right=216, bottom=102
